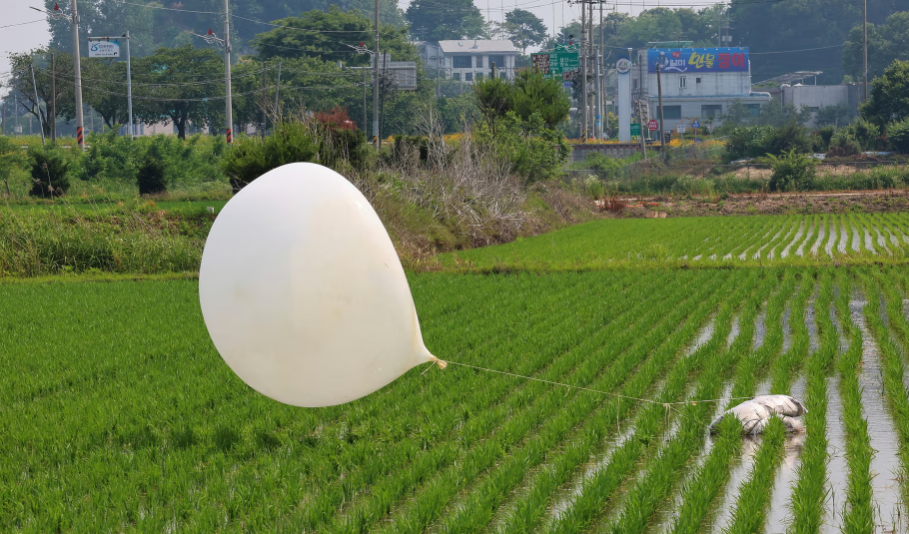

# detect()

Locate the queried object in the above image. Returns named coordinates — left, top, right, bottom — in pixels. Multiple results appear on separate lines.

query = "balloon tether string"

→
left=427, top=358, right=753, bottom=407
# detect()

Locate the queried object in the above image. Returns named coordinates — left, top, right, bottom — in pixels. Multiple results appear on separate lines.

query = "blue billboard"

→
left=647, top=48, right=749, bottom=73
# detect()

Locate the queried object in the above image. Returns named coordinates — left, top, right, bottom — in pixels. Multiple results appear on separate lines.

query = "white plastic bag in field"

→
left=709, top=394, right=807, bottom=435
left=199, top=163, right=438, bottom=408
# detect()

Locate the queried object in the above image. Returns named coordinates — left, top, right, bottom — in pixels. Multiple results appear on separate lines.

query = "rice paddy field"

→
left=443, top=213, right=909, bottom=270
left=5, top=212, right=909, bottom=533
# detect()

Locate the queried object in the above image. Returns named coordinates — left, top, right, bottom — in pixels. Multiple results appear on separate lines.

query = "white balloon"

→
left=199, top=163, right=437, bottom=407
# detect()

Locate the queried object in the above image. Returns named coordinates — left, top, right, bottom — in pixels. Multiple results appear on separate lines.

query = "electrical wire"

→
left=75, top=81, right=367, bottom=102
left=0, top=19, right=46, bottom=29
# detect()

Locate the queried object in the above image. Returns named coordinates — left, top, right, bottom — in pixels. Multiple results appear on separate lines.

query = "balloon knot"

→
left=430, top=356, right=448, bottom=370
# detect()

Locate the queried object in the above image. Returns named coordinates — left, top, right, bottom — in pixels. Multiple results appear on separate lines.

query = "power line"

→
left=0, top=19, right=46, bottom=29
left=750, top=44, right=845, bottom=54
left=77, top=81, right=368, bottom=102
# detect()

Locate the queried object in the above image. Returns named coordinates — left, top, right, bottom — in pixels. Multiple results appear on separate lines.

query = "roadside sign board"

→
left=676, top=124, right=686, bottom=134
left=648, top=119, right=659, bottom=131
left=531, top=44, right=579, bottom=79
left=88, top=40, right=120, bottom=58
left=630, top=123, right=641, bottom=136
left=691, top=119, right=700, bottom=128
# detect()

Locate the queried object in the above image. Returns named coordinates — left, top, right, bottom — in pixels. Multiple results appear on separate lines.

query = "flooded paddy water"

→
left=850, top=299, right=905, bottom=533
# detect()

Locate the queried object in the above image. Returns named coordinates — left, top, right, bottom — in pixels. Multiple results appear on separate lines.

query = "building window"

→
left=500, top=72, right=508, bottom=79
left=453, top=73, right=461, bottom=81
left=696, top=77, right=701, bottom=84
left=489, top=55, right=505, bottom=69
left=663, top=105, right=682, bottom=119
left=746, top=104, right=760, bottom=116
left=701, top=104, right=723, bottom=118
left=475, top=72, right=484, bottom=81
left=679, top=77, right=687, bottom=89
left=465, top=72, right=473, bottom=82
left=633, top=80, right=638, bottom=90
left=475, top=56, right=484, bottom=68
left=452, top=56, right=471, bottom=68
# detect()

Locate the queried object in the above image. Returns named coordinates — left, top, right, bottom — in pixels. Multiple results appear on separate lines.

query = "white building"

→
left=780, top=83, right=859, bottom=127
left=415, top=40, right=519, bottom=83
left=630, top=48, right=772, bottom=134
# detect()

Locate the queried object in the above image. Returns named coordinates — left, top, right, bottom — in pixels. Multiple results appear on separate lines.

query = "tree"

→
left=81, top=58, right=130, bottom=130
left=510, top=71, right=571, bottom=128
left=44, top=0, right=405, bottom=58
left=2, top=49, right=75, bottom=139
left=253, top=7, right=416, bottom=66
left=132, top=45, right=224, bottom=139
left=472, top=70, right=570, bottom=134
left=406, top=0, right=487, bottom=41
left=861, top=60, right=909, bottom=127
left=844, top=12, right=909, bottom=81
left=494, top=10, right=547, bottom=54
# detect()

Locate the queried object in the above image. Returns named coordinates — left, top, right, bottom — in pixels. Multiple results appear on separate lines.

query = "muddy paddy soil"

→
left=606, top=190, right=909, bottom=219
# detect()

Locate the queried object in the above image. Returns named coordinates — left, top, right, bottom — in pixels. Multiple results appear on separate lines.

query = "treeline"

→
left=2, top=9, right=441, bottom=140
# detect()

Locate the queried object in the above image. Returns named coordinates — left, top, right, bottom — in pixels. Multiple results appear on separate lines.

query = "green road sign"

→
left=531, top=44, right=579, bottom=78
left=630, top=123, right=642, bottom=136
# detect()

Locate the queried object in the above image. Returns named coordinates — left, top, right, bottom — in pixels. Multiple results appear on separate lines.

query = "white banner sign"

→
left=88, top=40, right=120, bottom=58
left=676, top=124, right=686, bottom=134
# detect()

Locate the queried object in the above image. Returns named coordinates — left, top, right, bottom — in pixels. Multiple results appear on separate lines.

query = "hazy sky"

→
left=1, top=2, right=51, bottom=96
left=0, top=0, right=722, bottom=96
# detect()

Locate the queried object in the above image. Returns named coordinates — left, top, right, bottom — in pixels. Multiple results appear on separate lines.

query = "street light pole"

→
left=223, top=0, right=233, bottom=144
left=71, top=0, right=85, bottom=150
left=373, top=0, right=380, bottom=148
left=125, top=32, right=134, bottom=138
left=862, top=0, right=868, bottom=102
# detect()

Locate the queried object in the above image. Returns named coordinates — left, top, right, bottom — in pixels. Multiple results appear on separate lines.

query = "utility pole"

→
left=30, top=63, right=46, bottom=146
left=223, top=0, right=233, bottom=144
left=597, top=0, right=604, bottom=139
left=261, top=61, right=267, bottom=139
left=581, top=0, right=587, bottom=140
left=862, top=0, right=868, bottom=102
left=362, top=66, right=367, bottom=135
left=126, top=31, right=133, bottom=138
left=51, top=52, right=56, bottom=143
left=274, top=60, right=282, bottom=122
left=638, top=101, right=647, bottom=157
left=69, top=0, right=85, bottom=150
left=373, top=0, right=380, bottom=149
left=657, top=64, right=665, bottom=149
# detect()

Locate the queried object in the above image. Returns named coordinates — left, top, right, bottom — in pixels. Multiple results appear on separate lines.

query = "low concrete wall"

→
left=571, top=143, right=654, bottom=162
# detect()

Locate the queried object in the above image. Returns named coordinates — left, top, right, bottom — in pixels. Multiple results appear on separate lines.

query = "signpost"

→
left=648, top=119, right=659, bottom=132
left=691, top=119, right=700, bottom=141
left=676, top=124, right=686, bottom=134
left=87, top=40, right=120, bottom=58
left=88, top=34, right=133, bottom=137
left=530, top=44, right=579, bottom=80
left=630, top=123, right=641, bottom=136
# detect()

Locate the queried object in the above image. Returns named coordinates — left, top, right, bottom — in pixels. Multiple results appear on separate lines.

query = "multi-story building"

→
left=415, top=40, right=519, bottom=83
left=630, top=47, right=772, bottom=133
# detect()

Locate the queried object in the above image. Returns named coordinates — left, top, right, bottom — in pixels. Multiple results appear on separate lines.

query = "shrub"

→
left=835, top=118, right=881, bottom=151
left=725, top=125, right=773, bottom=160
left=582, top=152, right=623, bottom=178
left=584, top=175, right=605, bottom=200
left=887, top=117, right=909, bottom=153
left=767, top=149, right=817, bottom=192
left=28, top=147, right=71, bottom=197
left=137, top=158, right=167, bottom=195
left=815, top=125, right=836, bottom=152
left=762, top=122, right=813, bottom=156
left=220, top=120, right=319, bottom=192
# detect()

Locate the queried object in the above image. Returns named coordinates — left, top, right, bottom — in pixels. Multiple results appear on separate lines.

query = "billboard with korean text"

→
left=647, top=48, right=748, bottom=73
